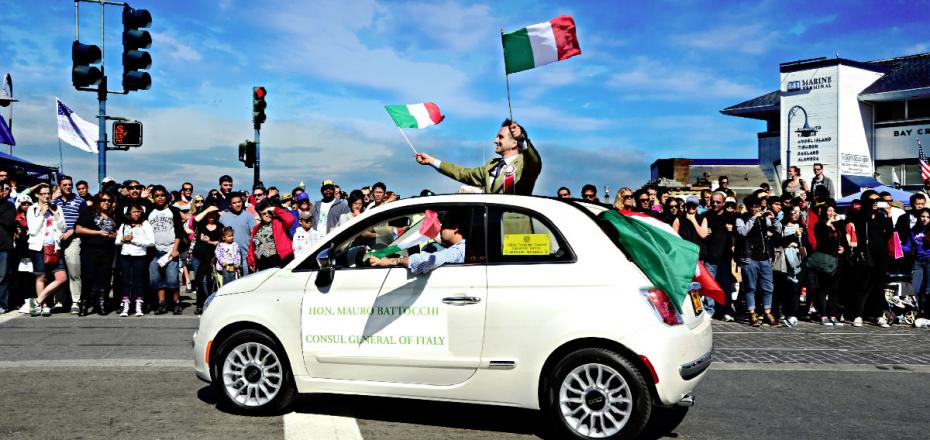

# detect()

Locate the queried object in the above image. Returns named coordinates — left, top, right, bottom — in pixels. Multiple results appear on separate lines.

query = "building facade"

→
left=722, top=53, right=930, bottom=196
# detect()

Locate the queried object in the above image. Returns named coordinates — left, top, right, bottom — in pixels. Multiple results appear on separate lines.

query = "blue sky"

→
left=1, top=0, right=930, bottom=197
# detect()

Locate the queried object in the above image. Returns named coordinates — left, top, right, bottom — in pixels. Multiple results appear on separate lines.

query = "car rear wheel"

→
left=544, top=348, right=652, bottom=439
left=213, top=329, right=296, bottom=414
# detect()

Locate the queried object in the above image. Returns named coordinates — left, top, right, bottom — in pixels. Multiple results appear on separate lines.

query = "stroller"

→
left=883, top=273, right=919, bottom=325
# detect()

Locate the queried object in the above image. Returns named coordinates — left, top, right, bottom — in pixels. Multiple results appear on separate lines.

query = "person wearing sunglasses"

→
left=612, top=187, right=635, bottom=211
left=26, top=183, right=67, bottom=317
left=75, top=193, right=119, bottom=316
left=247, top=199, right=295, bottom=272
left=120, top=180, right=153, bottom=217
left=702, top=191, right=737, bottom=322
left=631, top=189, right=660, bottom=219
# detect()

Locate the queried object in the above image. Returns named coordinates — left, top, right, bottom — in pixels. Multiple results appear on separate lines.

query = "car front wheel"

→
left=544, top=348, right=652, bottom=439
left=213, top=329, right=296, bottom=414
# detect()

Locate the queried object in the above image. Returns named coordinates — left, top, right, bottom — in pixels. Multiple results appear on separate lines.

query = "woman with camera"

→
left=26, top=183, right=67, bottom=317
left=247, top=199, right=295, bottom=272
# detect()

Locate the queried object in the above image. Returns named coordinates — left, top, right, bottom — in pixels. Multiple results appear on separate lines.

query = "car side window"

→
left=293, top=204, right=488, bottom=271
left=331, top=214, right=419, bottom=269
left=488, top=207, right=573, bottom=263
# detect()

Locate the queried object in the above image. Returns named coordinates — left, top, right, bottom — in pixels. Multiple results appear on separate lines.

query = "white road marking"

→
left=284, top=412, right=363, bottom=440
left=0, top=312, right=20, bottom=325
left=0, top=359, right=190, bottom=370
left=711, top=362, right=930, bottom=373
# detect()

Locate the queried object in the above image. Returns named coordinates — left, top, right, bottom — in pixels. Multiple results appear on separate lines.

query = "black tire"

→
left=543, top=348, right=652, bottom=440
left=212, top=328, right=296, bottom=415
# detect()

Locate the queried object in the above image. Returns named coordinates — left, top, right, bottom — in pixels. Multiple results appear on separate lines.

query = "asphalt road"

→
left=2, top=313, right=930, bottom=439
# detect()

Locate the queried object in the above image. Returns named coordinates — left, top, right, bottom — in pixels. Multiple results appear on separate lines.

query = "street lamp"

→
left=786, top=105, right=817, bottom=175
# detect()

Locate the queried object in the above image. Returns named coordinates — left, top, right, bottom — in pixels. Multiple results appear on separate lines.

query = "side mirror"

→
left=315, top=245, right=335, bottom=287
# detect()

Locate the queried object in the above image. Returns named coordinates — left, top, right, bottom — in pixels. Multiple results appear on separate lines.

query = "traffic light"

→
left=112, top=121, right=143, bottom=147
left=252, top=87, right=267, bottom=128
left=122, top=6, right=152, bottom=92
left=72, top=41, right=102, bottom=88
left=239, top=140, right=256, bottom=168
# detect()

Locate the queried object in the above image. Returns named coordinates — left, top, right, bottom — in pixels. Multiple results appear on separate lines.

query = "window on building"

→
left=908, top=98, right=930, bottom=120
left=875, top=101, right=906, bottom=122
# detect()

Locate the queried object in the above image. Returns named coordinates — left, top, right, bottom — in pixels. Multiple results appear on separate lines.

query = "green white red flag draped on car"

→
left=599, top=209, right=726, bottom=313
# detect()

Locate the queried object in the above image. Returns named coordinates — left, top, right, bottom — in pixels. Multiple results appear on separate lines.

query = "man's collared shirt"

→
left=407, top=240, right=466, bottom=275
left=53, top=193, right=85, bottom=230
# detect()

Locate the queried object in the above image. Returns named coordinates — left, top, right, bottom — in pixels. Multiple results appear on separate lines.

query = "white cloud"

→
left=608, top=57, right=763, bottom=100
left=672, top=24, right=776, bottom=55
left=373, top=1, right=494, bottom=53
left=150, top=32, right=203, bottom=63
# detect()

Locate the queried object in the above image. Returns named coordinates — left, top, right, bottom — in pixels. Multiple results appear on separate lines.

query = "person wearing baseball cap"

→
left=311, top=179, right=349, bottom=235
left=289, top=192, right=314, bottom=237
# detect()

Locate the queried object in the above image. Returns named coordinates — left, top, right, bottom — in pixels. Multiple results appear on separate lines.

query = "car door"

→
left=300, top=205, right=488, bottom=386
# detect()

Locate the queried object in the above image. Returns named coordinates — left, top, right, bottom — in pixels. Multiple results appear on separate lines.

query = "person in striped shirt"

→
left=52, top=175, right=86, bottom=314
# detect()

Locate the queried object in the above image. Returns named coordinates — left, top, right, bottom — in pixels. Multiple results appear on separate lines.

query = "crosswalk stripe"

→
left=0, top=313, right=20, bottom=325
left=283, top=412, right=363, bottom=440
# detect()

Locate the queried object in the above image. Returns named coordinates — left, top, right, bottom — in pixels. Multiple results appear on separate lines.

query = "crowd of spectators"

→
left=0, top=173, right=402, bottom=317
left=591, top=163, right=930, bottom=328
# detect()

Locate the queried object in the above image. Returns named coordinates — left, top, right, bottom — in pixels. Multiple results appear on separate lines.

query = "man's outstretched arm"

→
left=415, top=152, right=486, bottom=188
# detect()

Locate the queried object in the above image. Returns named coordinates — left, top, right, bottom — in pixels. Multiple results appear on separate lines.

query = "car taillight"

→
left=640, top=287, right=683, bottom=326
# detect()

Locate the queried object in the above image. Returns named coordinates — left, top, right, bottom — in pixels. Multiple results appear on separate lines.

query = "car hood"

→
left=215, top=268, right=279, bottom=296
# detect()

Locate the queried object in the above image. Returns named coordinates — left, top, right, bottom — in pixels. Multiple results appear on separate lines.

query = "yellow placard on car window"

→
left=503, top=234, right=551, bottom=256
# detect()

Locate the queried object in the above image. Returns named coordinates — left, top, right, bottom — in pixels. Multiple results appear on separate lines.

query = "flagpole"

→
left=57, top=138, right=64, bottom=174
left=501, top=28, right=513, bottom=121
left=397, top=127, right=418, bottom=155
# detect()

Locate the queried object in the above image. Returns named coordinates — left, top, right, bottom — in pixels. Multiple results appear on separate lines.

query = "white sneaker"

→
left=0, top=308, right=5, bottom=314
left=852, top=317, right=863, bottom=327
left=17, top=303, right=29, bottom=314
left=723, top=314, right=735, bottom=322
left=877, top=317, right=890, bottom=328
left=787, top=316, right=798, bottom=327
left=54, top=301, right=63, bottom=309
left=832, top=317, right=844, bottom=327
left=70, top=304, right=80, bottom=315
left=134, top=299, right=144, bottom=317
left=119, top=299, right=130, bottom=317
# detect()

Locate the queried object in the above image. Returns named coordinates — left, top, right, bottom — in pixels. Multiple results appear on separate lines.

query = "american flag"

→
left=920, top=139, right=930, bottom=181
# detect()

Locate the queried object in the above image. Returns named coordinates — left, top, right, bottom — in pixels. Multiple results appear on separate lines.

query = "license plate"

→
left=690, top=290, right=703, bottom=315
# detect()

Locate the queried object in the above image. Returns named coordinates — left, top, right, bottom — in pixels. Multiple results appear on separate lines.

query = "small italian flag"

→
left=502, top=15, right=582, bottom=75
left=385, top=102, right=445, bottom=129
left=599, top=210, right=724, bottom=313
left=369, top=210, right=442, bottom=258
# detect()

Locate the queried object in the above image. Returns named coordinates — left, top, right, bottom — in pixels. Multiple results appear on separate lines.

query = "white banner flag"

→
left=56, top=97, right=98, bottom=153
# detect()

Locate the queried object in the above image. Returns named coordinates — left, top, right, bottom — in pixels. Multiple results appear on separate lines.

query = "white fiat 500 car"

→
left=193, top=194, right=712, bottom=439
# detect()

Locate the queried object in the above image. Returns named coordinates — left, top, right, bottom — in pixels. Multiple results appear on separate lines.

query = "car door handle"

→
left=442, top=296, right=482, bottom=305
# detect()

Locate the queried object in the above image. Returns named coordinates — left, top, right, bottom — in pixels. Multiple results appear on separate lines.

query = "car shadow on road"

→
left=292, top=393, right=549, bottom=437
left=196, top=386, right=687, bottom=439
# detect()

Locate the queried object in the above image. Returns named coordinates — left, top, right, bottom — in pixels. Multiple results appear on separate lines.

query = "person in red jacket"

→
left=248, top=199, right=295, bottom=272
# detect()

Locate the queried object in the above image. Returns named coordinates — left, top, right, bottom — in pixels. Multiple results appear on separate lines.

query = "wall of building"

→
left=780, top=65, right=839, bottom=188
left=837, top=65, right=883, bottom=178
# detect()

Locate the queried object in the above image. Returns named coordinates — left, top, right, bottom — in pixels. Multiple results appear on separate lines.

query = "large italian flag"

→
left=502, top=15, right=582, bottom=75
left=369, top=210, right=442, bottom=258
left=385, top=102, right=445, bottom=129
left=599, top=210, right=724, bottom=313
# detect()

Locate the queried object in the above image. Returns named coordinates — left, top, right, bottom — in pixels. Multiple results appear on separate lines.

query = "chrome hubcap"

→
left=222, top=341, right=283, bottom=407
left=559, top=363, right=633, bottom=438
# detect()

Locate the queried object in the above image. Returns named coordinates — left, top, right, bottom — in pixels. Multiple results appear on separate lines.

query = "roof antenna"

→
left=835, top=51, right=840, bottom=59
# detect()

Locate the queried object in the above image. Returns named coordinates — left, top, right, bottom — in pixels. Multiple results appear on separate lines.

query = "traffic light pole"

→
left=253, top=126, right=260, bottom=188
left=98, top=76, right=107, bottom=188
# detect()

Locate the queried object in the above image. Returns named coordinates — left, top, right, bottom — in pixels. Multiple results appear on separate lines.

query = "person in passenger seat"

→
left=370, top=211, right=468, bottom=274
